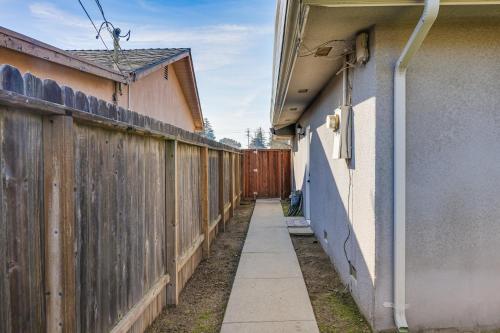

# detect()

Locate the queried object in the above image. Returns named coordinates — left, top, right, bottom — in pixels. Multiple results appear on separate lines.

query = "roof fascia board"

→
left=0, top=26, right=128, bottom=83
left=271, top=0, right=289, bottom=124
left=171, top=56, right=204, bottom=131
left=303, top=0, right=500, bottom=6
left=185, top=53, right=204, bottom=130
left=132, top=50, right=190, bottom=81
left=271, top=0, right=307, bottom=128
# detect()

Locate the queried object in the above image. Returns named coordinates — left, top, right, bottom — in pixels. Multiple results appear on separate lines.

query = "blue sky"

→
left=0, top=0, right=276, bottom=146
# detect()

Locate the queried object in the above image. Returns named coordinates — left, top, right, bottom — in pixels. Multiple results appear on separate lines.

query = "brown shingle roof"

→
left=67, top=47, right=203, bottom=130
left=66, top=48, right=190, bottom=75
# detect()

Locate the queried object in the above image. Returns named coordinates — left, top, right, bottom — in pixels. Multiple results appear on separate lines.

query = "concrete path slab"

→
left=235, top=252, right=302, bottom=279
left=222, top=199, right=319, bottom=333
left=242, top=228, right=293, bottom=253
left=220, top=321, right=319, bottom=333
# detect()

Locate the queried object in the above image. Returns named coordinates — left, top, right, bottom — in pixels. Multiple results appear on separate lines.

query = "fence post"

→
left=237, top=154, right=240, bottom=204
left=43, top=115, right=76, bottom=333
left=242, top=150, right=247, bottom=199
left=229, top=152, right=235, bottom=218
left=218, top=150, right=225, bottom=231
left=201, top=147, right=210, bottom=258
left=278, top=150, right=283, bottom=199
left=166, top=140, right=179, bottom=305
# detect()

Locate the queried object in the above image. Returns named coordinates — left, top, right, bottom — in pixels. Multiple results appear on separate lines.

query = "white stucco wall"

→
left=293, top=28, right=378, bottom=327
left=374, top=19, right=500, bottom=331
left=292, top=17, right=500, bottom=332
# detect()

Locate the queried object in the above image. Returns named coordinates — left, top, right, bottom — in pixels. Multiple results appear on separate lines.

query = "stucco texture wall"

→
left=130, top=65, right=195, bottom=132
left=293, top=17, right=500, bottom=332
left=293, top=28, right=378, bottom=327
left=0, top=48, right=126, bottom=107
left=374, top=18, right=500, bottom=331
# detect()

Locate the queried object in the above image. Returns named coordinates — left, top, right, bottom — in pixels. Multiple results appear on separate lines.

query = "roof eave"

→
left=304, top=0, right=500, bottom=6
left=131, top=50, right=191, bottom=81
left=271, top=0, right=306, bottom=129
left=182, top=51, right=204, bottom=131
left=271, top=0, right=500, bottom=129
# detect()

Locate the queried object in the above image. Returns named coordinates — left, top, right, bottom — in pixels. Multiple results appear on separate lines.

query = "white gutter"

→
left=274, top=3, right=310, bottom=127
left=393, top=0, right=440, bottom=331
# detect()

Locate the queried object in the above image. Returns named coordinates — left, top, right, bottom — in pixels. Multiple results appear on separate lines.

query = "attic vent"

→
left=163, top=65, right=169, bottom=80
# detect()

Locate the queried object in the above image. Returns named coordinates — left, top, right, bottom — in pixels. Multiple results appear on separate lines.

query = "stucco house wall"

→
left=373, top=19, right=500, bottom=331
left=293, top=28, right=378, bottom=326
left=130, top=65, right=195, bottom=132
left=0, top=47, right=127, bottom=108
left=292, top=19, right=500, bottom=332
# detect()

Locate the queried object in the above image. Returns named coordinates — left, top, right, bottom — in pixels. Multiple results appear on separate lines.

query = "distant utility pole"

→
left=246, top=128, right=251, bottom=148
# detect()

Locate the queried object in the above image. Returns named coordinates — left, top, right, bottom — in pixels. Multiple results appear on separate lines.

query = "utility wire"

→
left=78, top=0, right=110, bottom=51
left=93, top=0, right=135, bottom=72
left=299, top=39, right=352, bottom=57
left=79, top=0, right=135, bottom=74
left=77, top=0, right=127, bottom=75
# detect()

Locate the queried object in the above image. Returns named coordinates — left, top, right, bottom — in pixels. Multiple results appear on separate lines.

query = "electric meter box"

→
left=330, top=105, right=352, bottom=160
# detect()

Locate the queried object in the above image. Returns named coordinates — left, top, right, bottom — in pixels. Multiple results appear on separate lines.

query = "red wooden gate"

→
left=243, top=149, right=291, bottom=199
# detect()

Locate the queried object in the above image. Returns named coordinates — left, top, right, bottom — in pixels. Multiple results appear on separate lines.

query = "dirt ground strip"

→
left=291, top=235, right=372, bottom=333
left=282, top=199, right=371, bottom=333
left=147, top=200, right=254, bottom=333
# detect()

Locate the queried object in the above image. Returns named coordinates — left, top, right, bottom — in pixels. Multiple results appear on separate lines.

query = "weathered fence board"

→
left=243, top=149, right=291, bottom=199
left=223, top=152, right=230, bottom=207
left=176, top=143, right=204, bottom=292
left=44, top=115, right=76, bottom=333
left=0, top=107, right=45, bottom=333
left=208, top=149, right=219, bottom=226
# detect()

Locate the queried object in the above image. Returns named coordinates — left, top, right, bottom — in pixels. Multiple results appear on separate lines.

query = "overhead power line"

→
left=78, top=0, right=134, bottom=73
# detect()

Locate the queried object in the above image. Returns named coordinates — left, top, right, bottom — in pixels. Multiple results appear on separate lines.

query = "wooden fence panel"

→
left=0, top=107, right=45, bottom=333
left=243, top=149, right=291, bottom=199
left=0, top=66, right=243, bottom=333
left=74, top=124, right=166, bottom=333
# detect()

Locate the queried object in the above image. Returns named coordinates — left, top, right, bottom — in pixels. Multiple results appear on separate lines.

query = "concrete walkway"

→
left=221, top=199, right=319, bottom=333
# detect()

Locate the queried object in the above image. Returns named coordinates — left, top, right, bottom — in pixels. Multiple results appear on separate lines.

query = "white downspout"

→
left=393, top=0, right=440, bottom=331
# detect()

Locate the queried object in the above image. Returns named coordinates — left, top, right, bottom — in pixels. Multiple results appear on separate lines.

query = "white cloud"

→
left=29, top=2, right=89, bottom=29
left=28, top=3, right=272, bottom=72
left=23, top=2, right=274, bottom=145
left=128, top=24, right=272, bottom=71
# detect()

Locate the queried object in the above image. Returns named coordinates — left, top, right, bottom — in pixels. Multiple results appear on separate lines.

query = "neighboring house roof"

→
left=68, top=48, right=204, bottom=130
left=67, top=48, right=189, bottom=76
left=271, top=0, right=500, bottom=130
left=0, top=25, right=203, bottom=130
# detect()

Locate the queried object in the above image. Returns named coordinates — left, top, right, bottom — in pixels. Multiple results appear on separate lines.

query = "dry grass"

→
left=281, top=201, right=371, bottom=333
left=292, top=235, right=372, bottom=333
left=147, top=200, right=255, bottom=333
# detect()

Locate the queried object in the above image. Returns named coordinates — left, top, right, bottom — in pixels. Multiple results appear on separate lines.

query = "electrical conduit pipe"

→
left=393, top=0, right=440, bottom=331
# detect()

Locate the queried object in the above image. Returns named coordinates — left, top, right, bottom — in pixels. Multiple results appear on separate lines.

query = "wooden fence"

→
left=242, top=149, right=291, bottom=199
left=0, top=65, right=242, bottom=333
